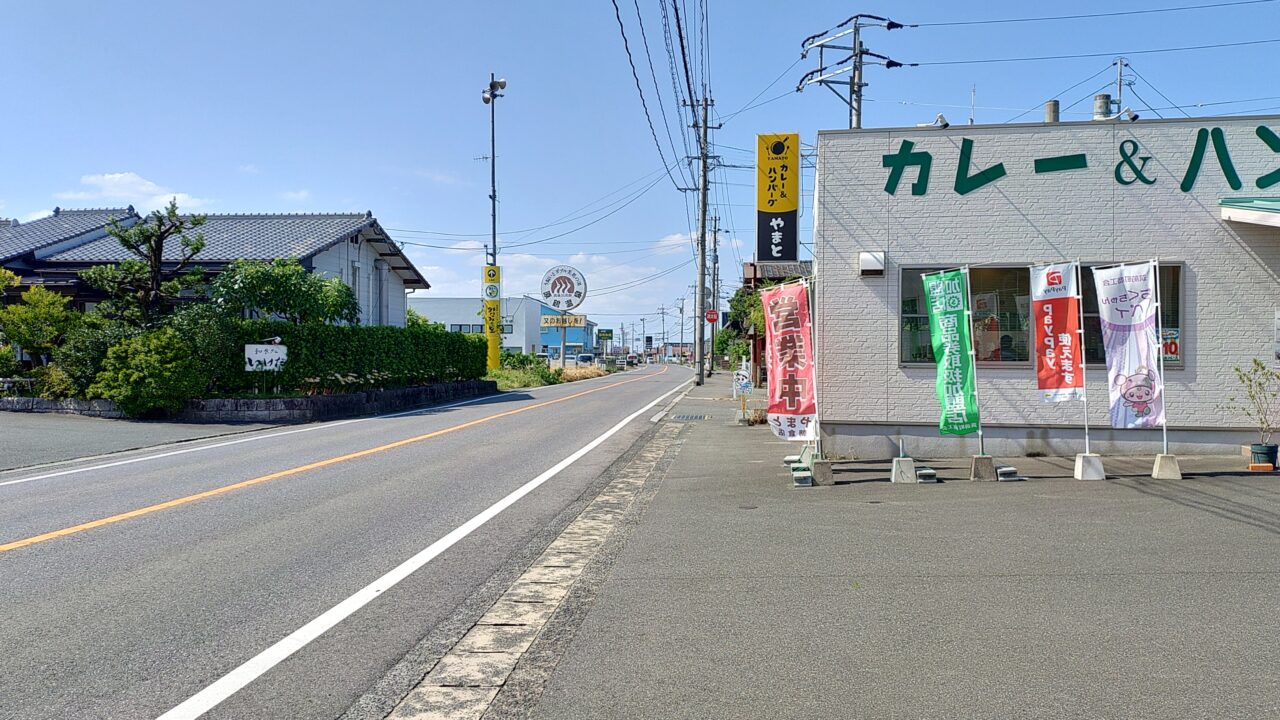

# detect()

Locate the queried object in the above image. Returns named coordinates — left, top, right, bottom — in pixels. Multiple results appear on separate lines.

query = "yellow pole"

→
left=483, top=265, right=502, bottom=371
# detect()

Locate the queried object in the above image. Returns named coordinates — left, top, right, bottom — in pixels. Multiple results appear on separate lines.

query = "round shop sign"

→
left=541, top=265, right=587, bottom=311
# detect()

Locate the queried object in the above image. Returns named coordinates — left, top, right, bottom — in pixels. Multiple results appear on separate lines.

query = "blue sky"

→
left=3, top=0, right=1278, bottom=342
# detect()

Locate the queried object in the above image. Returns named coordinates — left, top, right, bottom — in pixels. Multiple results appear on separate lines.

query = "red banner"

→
left=761, top=282, right=816, bottom=440
left=1031, top=262, right=1084, bottom=402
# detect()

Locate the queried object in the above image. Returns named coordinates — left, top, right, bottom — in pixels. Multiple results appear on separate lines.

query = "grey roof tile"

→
left=0, top=207, right=135, bottom=262
left=45, top=212, right=374, bottom=263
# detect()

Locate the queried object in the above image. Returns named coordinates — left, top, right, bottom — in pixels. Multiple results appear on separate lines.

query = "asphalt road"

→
left=0, top=365, right=691, bottom=720
left=0, top=412, right=277, bottom=472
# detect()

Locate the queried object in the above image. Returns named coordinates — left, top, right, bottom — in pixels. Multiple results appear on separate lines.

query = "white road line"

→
left=155, top=375, right=691, bottom=720
left=0, top=375, right=633, bottom=490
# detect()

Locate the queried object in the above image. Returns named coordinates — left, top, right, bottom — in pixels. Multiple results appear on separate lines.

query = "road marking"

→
left=155, top=375, right=693, bottom=720
left=0, top=368, right=638, bottom=489
left=0, top=367, right=672, bottom=554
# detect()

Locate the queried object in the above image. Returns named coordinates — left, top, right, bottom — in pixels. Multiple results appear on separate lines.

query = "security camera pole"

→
left=481, top=73, right=507, bottom=371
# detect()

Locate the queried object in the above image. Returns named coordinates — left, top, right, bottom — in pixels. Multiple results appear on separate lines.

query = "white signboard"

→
left=540, top=265, right=587, bottom=311
left=245, top=344, right=288, bottom=372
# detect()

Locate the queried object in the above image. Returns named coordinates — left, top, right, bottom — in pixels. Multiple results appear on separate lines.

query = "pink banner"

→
left=1091, top=262, right=1166, bottom=429
left=761, top=282, right=816, bottom=441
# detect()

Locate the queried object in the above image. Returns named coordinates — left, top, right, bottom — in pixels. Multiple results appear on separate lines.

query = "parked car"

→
left=576, top=353, right=594, bottom=365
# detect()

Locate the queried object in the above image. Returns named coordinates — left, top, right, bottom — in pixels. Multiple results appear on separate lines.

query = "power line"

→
left=916, top=0, right=1276, bottom=27
left=389, top=165, right=668, bottom=238
left=1126, top=86, right=1167, bottom=119
left=1003, top=63, right=1117, bottom=122
left=632, top=0, right=690, bottom=187
left=1127, top=64, right=1192, bottom=118
left=919, top=37, right=1280, bottom=66
left=671, top=0, right=701, bottom=128
left=610, top=0, right=684, bottom=191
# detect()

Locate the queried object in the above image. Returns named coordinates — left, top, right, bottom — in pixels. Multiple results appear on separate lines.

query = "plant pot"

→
left=1249, top=443, right=1278, bottom=467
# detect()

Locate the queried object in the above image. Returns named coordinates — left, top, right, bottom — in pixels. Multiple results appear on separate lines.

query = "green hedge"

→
left=217, top=320, right=487, bottom=395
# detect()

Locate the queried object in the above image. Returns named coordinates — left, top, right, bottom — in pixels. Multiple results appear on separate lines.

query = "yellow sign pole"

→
left=483, top=265, right=502, bottom=371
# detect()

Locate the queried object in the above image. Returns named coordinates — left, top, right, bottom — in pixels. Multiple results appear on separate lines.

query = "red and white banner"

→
left=761, top=281, right=816, bottom=441
left=1031, top=262, right=1084, bottom=402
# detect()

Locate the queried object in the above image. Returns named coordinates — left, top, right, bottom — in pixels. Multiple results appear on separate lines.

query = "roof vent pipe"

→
left=1045, top=99, right=1060, bottom=123
left=1093, top=93, right=1113, bottom=120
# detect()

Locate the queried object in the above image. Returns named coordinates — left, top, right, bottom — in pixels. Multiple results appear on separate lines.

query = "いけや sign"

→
left=245, top=344, right=288, bottom=372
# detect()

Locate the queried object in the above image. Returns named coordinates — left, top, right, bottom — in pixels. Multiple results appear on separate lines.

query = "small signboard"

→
left=597, top=328, right=614, bottom=340
left=541, top=314, right=586, bottom=328
left=245, top=344, right=288, bottom=372
left=706, top=309, right=719, bottom=323
left=1162, top=328, right=1181, bottom=363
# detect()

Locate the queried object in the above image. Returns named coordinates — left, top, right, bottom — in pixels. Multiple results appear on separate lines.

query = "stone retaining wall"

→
left=0, top=380, right=498, bottom=424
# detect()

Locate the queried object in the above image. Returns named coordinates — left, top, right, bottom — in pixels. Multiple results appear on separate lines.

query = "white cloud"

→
left=54, top=172, right=210, bottom=212
left=21, top=209, right=52, bottom=222
left=280, top=189, right=311, bottom=202
left=238, top=164, right=260, bottom=175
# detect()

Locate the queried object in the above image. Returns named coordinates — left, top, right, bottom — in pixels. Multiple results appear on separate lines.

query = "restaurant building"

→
left=812, top=108, right=1280, bottom=457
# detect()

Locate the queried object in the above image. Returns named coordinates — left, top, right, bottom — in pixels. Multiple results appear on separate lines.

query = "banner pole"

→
left=963, top=265, right=985, bottom=456
left=807, top=278, right=823, bottom=459
left=1153, top=257, right=1169, bottom=455
left=1075, top=259, right=1091, bottom=456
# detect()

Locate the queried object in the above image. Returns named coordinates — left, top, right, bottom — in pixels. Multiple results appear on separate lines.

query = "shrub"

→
left=0, top=286, right=79, bottom=365
left=52, top=313, right=140, bottom=394
left=218, top=320, right=487, bottom=395
left=166, top=303, right=242, bottom=395
left=88, top=327, right=206, bottom=416
left=0, top=344, right=19, bottom=377
left=211, top=259, right=360, bottom=325
left=501, top=351, right=546, bottom=371
left=31, top=365, right=77, bottom=400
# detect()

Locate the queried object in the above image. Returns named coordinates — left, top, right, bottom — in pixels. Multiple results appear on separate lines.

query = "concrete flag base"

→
left=1152, top=453, right=1183, bottom=480
left=891, top=457, right=917, bottom=483
left=970, top=455, right=998, bottom=482
left=1074, top=453, right=1106, bottom=480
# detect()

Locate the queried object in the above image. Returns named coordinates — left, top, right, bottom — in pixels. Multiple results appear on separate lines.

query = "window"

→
left=901, top=265, right=1182, bottom=366
left=471, top=324, right=485, bottom=333
left=1081, top=264, right=1182, bottom=366
left=501, top=324, right=513, bottom=334
left=449, top=324, right=465, bottom=333
left=902, top=267, right=1029, bottom=364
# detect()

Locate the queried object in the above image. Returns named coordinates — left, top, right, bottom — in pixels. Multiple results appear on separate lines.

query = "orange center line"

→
left=0, top=366, right=670, bottom=554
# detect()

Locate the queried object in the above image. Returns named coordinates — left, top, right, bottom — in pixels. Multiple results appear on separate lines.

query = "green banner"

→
left=923, top=269, right=980, bottom=435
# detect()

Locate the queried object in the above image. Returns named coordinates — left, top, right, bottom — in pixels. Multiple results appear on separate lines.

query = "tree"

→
left=79, top=199, right=206, bottom=326
left=0, top=268, right=19, bottom=292
left=0, top=286, right=80, bottom=365
left=406, top=307, right=431, bottom=329
left=210, top=258, right=360, bottom=325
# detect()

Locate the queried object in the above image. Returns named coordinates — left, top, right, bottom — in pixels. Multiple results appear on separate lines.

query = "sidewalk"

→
left=519, top=374, right=1280, bottom=719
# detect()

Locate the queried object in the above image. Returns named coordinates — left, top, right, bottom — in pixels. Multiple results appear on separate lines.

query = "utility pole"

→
left=694, top=97, right=711, bottom=385
left=676, top=297, right=686, bottom=364
left=480, top=74, right=507, bottom=371
left=1114, top=57, right=1129, bottom=113
left=641, top=317, right=647, bottom=360
left=797, top=15, right=910, bottom=129
left=708, top=215, right=719, bottom=376
left=659, top=305, right=666, bottom=361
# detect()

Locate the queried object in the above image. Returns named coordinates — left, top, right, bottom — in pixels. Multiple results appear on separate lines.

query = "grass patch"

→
left=561, top=366, right=607, bottom=382
left=486, top=367, right=562, bottom=391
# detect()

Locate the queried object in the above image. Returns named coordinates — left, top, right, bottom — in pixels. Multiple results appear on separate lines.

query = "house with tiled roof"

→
left=1, top=207, right=428, bottom=327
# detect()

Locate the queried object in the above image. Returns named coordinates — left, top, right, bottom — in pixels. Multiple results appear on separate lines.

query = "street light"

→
left=480, top=74, right=507, bottom=371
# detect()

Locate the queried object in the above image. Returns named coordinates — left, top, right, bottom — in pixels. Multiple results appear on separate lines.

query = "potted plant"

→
left=1219, top=358, right=1280, bottom=469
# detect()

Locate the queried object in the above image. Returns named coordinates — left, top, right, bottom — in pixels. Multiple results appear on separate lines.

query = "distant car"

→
left=535, top=353, right=549, bottom=365
left=625, top=354, right=638, bottom=366
left=576, top=353, right=594, bottom=365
